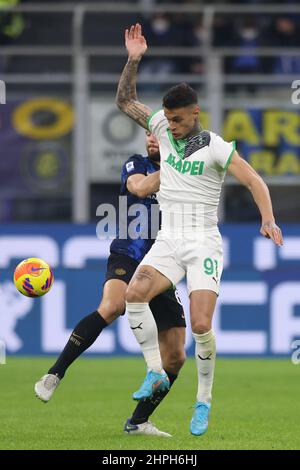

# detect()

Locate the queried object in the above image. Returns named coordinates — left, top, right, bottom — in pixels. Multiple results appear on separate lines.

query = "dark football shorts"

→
left=104, top=253, right=186, bottom=331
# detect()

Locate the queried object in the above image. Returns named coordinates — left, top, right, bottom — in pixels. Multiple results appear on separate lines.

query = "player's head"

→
left=162, top=83, right=200, bottom=140
left=146, top=130, right=160, bottom=162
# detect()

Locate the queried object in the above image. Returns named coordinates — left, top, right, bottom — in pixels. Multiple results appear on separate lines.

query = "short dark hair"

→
left=162, top=83, right=198, bottom=109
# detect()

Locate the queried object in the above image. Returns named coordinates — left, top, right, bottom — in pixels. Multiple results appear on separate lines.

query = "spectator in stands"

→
left=184, top=19, right=206, bottom=75
left=268, top=16, right=300, bottom=74
left=213, top=15, right=234, bottom=48
left=139, top=13, right=186, bottom=89
left=229, top=17, right=262, bottom=75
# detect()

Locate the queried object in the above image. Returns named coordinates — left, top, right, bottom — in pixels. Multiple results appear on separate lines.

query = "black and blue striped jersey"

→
left=109, top=154, right=160, bottom=263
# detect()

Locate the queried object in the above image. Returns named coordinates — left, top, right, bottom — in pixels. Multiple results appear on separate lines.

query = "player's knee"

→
left=125, top=284, right=145, bottom=303
left=125, top=267, right=154, bottom=303
left=125, top=280, right=151, bottom=303
left=191, top=318, right=211, bottom=335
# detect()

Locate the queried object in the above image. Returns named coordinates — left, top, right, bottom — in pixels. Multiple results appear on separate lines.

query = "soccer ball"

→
left=13, top=258, right=54, bottom=298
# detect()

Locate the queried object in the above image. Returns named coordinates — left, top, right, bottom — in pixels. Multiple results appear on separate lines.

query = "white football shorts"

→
left=139, top=230, right=223, bottom=295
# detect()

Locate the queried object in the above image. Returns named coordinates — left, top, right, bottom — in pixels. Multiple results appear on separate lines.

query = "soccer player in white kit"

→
left=116, top=23, right=284, bottom=436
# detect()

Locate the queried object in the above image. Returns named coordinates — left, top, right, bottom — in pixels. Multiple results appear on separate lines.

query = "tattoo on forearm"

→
left=116, top=59, right=151, bottom=129
left=116, top=59, right=139, bottom=104
left=126, top=101, right=151, bottom=128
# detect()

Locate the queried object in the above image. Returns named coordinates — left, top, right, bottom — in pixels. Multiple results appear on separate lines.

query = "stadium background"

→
left=1, top=0, right=299, bottom=358
left=0, top=0, right=300, bottom=451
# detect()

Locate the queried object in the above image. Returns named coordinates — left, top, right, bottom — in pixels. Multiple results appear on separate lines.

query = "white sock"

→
left=193, top=329, right=216, bottom=404
left=126, top=302, right=163, bottom=373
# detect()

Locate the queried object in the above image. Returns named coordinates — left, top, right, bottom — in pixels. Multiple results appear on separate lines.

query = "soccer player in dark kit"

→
left=34, top=131, right=186, bottom=437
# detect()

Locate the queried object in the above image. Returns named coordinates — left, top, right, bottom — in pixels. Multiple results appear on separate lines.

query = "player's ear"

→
left=193, top=104, right=200, bottom=115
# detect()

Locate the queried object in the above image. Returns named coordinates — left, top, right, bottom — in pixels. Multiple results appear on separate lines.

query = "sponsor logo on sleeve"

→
left=126, top=162, right=135, bottom=172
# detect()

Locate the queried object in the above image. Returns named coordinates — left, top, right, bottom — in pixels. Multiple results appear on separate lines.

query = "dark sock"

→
left=130, top=371, right=178, bottom=425
left=48, top=311, right=107, bottom=379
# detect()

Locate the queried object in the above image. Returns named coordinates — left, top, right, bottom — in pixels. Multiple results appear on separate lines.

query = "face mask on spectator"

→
left=194, top=25, right=208, bottom=43
left=152, top=18, right=170, bottom=34
left=240, top=28, right=258, bottom=40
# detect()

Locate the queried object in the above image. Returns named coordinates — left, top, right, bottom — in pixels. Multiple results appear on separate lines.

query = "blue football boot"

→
left=133, top=370, right=170, bottom=400
left=190, top=402, right=211, bottom=436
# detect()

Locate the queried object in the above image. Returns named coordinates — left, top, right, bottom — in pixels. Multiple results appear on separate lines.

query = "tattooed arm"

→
left=116, top=23, right=152, bottom=129
left=116, top=59, right=152, bottom=129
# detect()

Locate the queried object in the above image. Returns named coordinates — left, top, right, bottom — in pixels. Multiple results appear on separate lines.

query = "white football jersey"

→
left=148, top=109, right=235, bottom=235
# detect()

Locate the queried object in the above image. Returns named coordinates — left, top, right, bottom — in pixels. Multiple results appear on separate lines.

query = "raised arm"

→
left=116, top=23, right=152, bottom=129
left=227, top=151, right=283, bottom=246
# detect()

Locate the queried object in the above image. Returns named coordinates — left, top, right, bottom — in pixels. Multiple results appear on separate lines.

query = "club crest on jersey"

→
left=165, top=154, right=205, bottom=175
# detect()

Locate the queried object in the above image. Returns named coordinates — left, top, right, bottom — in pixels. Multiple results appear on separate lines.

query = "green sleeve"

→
left=224, top=141, right=236, bottom=171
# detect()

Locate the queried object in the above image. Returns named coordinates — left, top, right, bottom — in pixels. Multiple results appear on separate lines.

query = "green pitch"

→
left=1, top=357, right=299, bottom=450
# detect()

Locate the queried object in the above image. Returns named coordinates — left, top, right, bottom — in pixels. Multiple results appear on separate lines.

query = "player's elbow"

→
left=115, top=96, right=131, bottom=113
left=128, top=185, right=147, bottom=199
left=135, top=188, right=148, bottom=198
left=115, top=97, right=126, bottom=111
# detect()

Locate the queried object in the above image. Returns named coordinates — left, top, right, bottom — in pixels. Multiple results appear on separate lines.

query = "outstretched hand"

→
left=125, top=23, right=147, bottom=60
left=260, top=221, right=283, bottom=246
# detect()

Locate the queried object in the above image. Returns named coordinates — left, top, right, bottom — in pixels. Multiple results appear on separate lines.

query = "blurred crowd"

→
left=0, top=1, right=299, bottom=224
left=138, top=12, right=300, bottom=77
left=0, top=1, right=300, bottom=76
